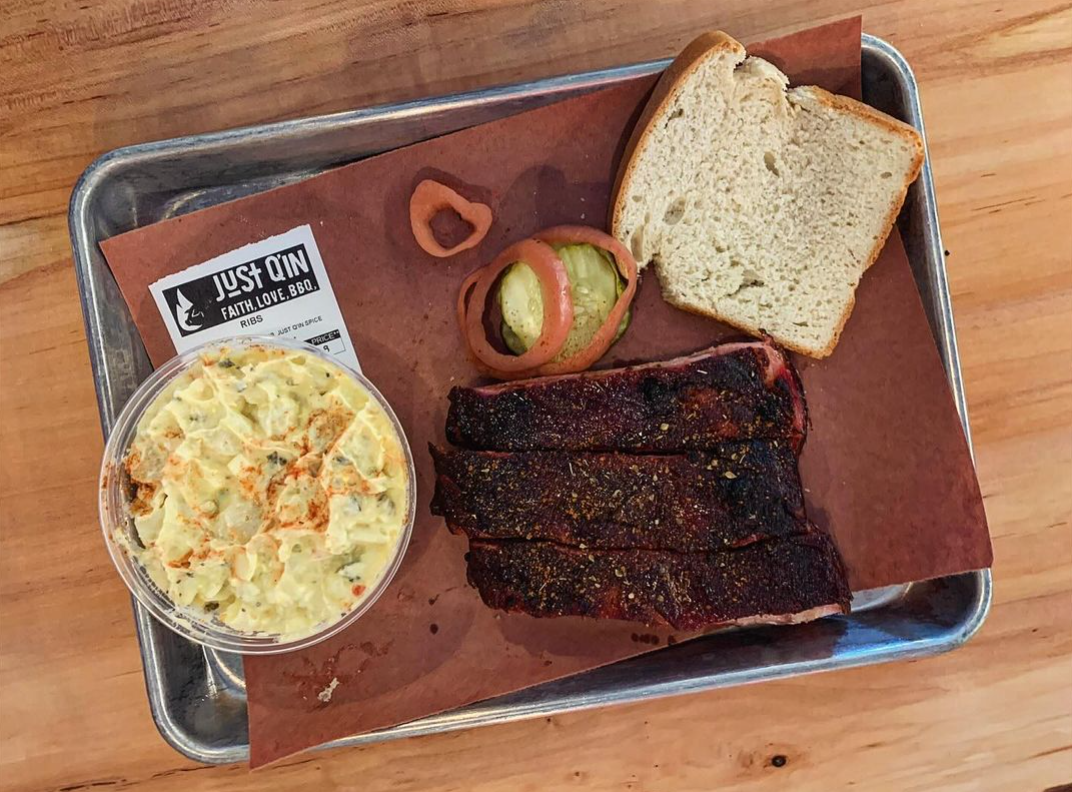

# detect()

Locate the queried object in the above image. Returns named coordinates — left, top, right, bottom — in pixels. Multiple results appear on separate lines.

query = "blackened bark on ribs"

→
left=431, top=441, right=808, bottom=552
left=466, top=533, right=851, bottom=631
left=446, top=341, right=807, bottom=453
left=432, top=339, right=849, bottom=630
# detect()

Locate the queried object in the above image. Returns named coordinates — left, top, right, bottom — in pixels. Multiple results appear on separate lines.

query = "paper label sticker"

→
left=149, top=225, right=360, bottom=371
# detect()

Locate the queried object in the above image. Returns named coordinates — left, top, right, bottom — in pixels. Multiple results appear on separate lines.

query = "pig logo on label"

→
left=173, top=289, right=204, bottom=332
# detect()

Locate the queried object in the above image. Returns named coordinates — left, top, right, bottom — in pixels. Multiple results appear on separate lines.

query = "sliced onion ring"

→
left=410, top=179, right=493, bottom=258
left=462, top=238, right=573, bottom=374
left=456, top=267, right=486, bottom=356
left=522, top=225, right=639, bottom=376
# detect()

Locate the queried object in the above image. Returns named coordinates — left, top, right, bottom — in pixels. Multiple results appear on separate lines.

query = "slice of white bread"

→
left=610, top=31, right=924, bottom=358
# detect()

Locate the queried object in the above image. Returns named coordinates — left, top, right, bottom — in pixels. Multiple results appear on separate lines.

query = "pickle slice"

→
left=501, top=321, right=529, bottom=356
left=499, top=243, right=631, bottom=361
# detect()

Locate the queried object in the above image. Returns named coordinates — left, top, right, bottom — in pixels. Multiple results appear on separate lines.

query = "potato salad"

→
left=121, top=345, right=409, bottom=639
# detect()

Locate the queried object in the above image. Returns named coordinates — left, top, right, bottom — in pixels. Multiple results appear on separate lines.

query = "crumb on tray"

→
left=317, top=677, right=340, bottom=703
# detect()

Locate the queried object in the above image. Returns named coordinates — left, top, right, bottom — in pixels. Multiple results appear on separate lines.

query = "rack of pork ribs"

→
left=431, top=340, right=851, bottom=631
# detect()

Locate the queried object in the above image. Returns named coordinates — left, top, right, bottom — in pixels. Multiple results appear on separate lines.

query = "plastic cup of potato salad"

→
left=98, top=336, right=416, bottom=655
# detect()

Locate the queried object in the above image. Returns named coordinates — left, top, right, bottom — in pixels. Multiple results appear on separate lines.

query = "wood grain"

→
left=1, top=1, right=1070, bottom=790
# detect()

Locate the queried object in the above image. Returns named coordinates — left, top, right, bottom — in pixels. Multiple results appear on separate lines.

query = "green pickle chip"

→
left=499, top=243, right=631, bottom=361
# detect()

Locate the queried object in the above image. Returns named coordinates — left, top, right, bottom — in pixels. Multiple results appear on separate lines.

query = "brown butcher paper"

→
left=98, top=16, right=992, bottom=765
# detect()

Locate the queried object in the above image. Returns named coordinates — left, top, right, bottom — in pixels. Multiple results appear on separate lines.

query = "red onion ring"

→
left=410, top=180, right=493, bottom=258
left=523, top=225, right=639, bottom=377
left=461, top=238, right=573, bottom=374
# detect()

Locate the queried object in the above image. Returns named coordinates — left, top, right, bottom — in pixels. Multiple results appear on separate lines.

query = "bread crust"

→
left=609, top=31, right=925, bottom=359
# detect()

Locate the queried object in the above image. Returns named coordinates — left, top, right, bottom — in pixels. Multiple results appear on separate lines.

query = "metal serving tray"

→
left=70, top=34, right=991, bottom=764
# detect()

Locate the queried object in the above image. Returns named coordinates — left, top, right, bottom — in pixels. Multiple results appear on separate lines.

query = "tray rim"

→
left=68, top=32, right=992, bottom=764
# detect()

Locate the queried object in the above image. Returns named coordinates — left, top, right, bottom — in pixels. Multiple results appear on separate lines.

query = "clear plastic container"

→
left=98, top=336, right=416, bottom=655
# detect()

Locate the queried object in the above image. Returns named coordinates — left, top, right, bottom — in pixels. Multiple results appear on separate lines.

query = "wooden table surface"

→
left=2, top=1, right=1070, bottom=790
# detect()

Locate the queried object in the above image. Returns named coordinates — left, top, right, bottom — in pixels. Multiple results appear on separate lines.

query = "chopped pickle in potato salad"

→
left=121, top=345, right=409, bottom=639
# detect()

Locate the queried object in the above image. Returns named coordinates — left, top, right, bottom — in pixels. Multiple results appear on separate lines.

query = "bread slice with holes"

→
left=610, top=31, right=924, bottom=358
